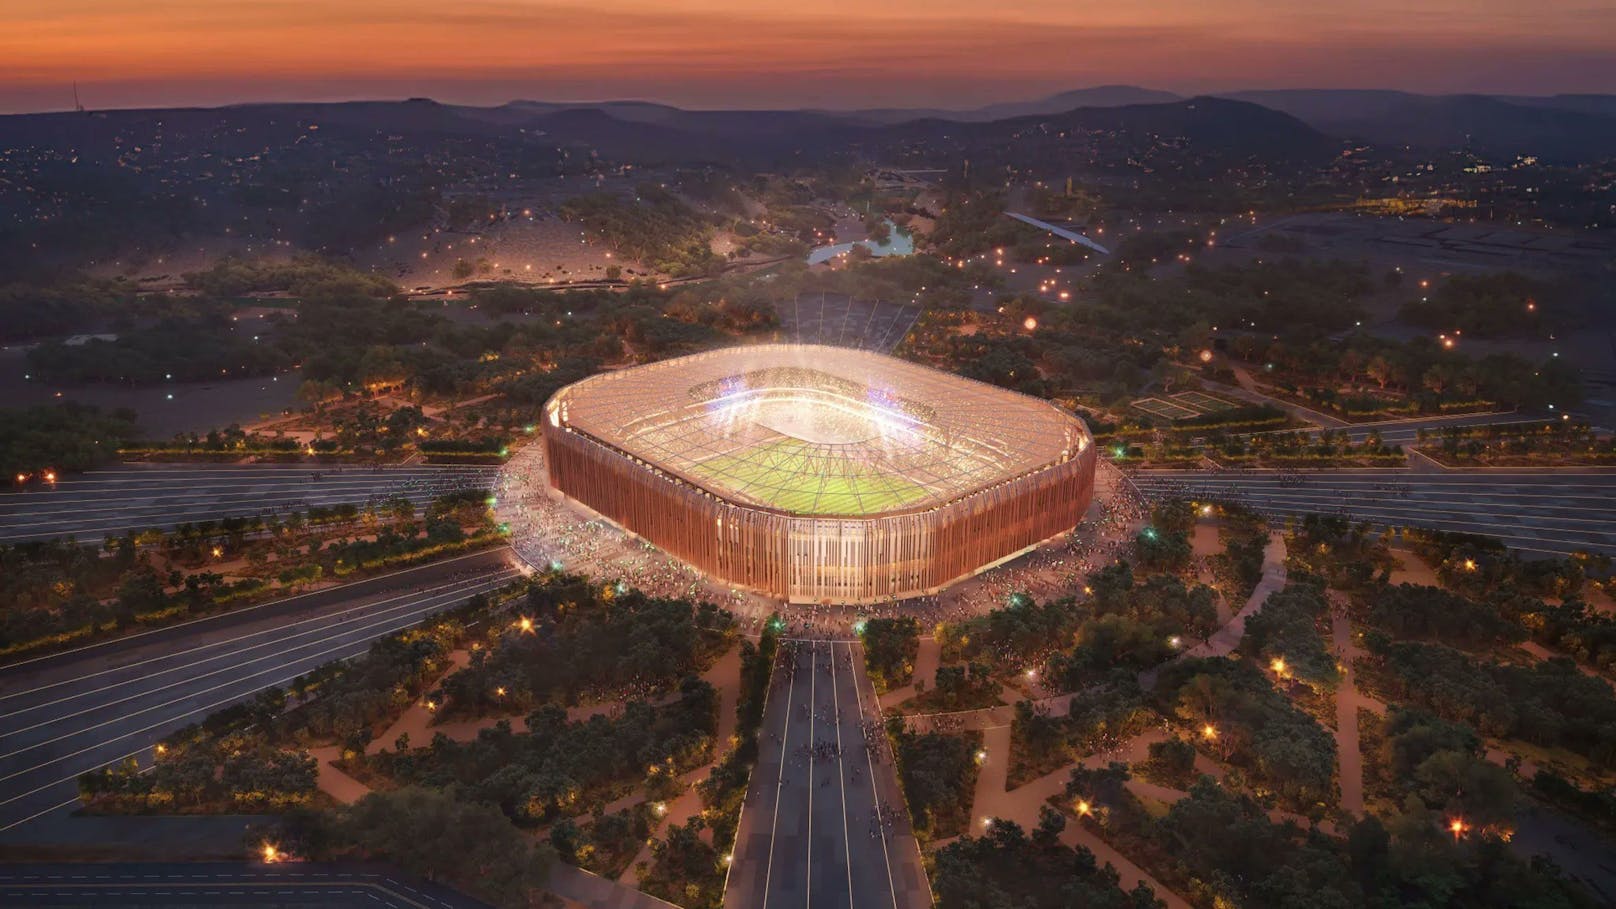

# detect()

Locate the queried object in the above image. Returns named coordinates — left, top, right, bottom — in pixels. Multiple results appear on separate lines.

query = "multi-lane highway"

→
left=1131, top=468, right=1616, bottom=556
left=0, top=548, right=519, bottom=837
left=0, top=863, right=489, bottom=908
left=0, top=463, right=498, bottom=544
left=724, top=639, right=931, bottom=909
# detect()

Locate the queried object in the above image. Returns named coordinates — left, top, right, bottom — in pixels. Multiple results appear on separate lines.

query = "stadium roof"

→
left=546, top=344, right=1089, bottom=517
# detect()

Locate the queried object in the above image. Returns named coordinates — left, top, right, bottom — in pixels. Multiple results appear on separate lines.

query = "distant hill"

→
left=840, top=85, right=1183, bottom=124
left=984, top=96, right=1331, bottom=158
left=1500, top=94, right=1616, bottom=119
left=1217, top=89, right=1428, bottom=125
left=5, top=86, right=1609, bottom=169
left=868, top=96, right=1337, bottom=174
left=0, top=97, right=534, bottom=160
left=1218, top=89, right=1616, bottom=162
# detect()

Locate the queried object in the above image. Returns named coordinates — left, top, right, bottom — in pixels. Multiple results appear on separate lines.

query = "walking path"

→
left=1217, top=370, right=1347, bottom=428
left=616, top=645, right=745, bottom=887
left=966, top=725, right=1188, bottom=909
left=878, top=636, right=941, bottom=709
left=1330, top=600, right=1366, bottom=818
left=900, top=531, right=1290, bottom=735
left=1140, top=532, right=1287, bottom=691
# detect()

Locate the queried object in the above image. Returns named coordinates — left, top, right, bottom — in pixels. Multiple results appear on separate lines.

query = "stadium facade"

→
left=542, top=345, right=1095, bottom=604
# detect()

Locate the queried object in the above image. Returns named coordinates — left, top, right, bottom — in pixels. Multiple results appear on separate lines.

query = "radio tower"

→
left=73, top=82, right=85, bottom=113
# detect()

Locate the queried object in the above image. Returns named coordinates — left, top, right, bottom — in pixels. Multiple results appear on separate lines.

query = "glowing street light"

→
left=1201, top=724, right=1218, bottom=741
left=1075, top=799, right=1092, bottom=817
left=517, top=616, right=535, bottom=633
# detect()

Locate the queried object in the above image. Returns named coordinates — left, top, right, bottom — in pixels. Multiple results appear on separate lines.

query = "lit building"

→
left=543, top=345, right=1095, bottom=603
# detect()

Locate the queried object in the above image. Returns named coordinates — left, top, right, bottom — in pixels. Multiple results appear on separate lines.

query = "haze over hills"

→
left=3, top=84, right=1613, bottom=164
left=1219, top=89, right=1616, bottom=160
left=874, top=96, right=1337, bottom=169
left=837, top=85, right=1185, bottom=124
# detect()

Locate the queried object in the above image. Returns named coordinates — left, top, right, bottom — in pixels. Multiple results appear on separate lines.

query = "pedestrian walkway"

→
left=1330, top=602, right=1366, bottom=818
left=960, top=725, right=1190, bottom=909
left=308, top=745, right=373, bottom=804
left=1140, top=532, right=1288, bottom=691
left=366, top=650, right=473, bottom=755
left=616, top=644, right=747, bottom=886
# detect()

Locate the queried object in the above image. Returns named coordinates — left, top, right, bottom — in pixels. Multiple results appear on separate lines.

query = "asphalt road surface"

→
left=0, top=862, right=489, bottom=907
left=0, top=463, right=498, bottom=544
left=724, top=639, right=931, bottom=909
left=1131, top=469, right=1616, bottom=556
left=0, top=548, right=520, bottom=836
left=1255, top=413, right=1553, bottom=446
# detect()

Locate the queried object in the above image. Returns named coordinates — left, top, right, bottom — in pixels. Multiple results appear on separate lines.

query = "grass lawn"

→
left=688, top=438, right=931, bottom=515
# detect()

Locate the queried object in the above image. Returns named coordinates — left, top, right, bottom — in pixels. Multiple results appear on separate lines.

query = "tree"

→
left=343, top=786, right=552, bottom=905
left=1366, top=356, right=1394, bottom=389
left=1422, top=364, right=1454, bottom=397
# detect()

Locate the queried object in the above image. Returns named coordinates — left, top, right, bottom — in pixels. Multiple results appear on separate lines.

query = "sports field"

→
left=688, top=437, right=932, bottom=515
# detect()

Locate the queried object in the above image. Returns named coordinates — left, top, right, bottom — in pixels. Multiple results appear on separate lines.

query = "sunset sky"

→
left=4, top=0, right=1613, bottom=113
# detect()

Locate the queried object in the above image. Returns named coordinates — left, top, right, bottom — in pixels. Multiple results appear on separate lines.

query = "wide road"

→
left=1246, top=412, right=1552, bottom=446
left=724, top=639, right=931, bottom=909
left=1131, top=468, right=1616, bottom=556
left=0, top=862, right=489, bottom=908
left=0, top=548, right=520, bottom=836
left=0, top=463, right=498, bottom=544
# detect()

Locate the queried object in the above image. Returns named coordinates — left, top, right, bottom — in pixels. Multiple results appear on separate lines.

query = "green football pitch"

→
left=687, top=438, right=932, bottom=515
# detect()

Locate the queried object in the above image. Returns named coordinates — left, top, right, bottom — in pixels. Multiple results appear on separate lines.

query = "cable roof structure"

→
left=777, top=293, right=923, bottom=353
left=548, top=344, right=1086, bottom=517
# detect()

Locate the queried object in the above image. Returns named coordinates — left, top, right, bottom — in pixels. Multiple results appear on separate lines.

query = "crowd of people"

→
left=496, top=448, right=1154, bottom=640
left=494, top=444, right=778, bottom=623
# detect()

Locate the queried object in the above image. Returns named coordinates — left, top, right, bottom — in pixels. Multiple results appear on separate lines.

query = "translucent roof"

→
left=546, top=344, right=1089, bottom=517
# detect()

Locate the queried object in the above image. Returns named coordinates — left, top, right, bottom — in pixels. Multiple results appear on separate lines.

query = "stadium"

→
left=541, top=345, right=1096, bottom=603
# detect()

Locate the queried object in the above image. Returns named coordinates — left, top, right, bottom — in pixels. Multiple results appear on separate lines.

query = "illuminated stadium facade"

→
left=542, top=345, right=1096, bottom=604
